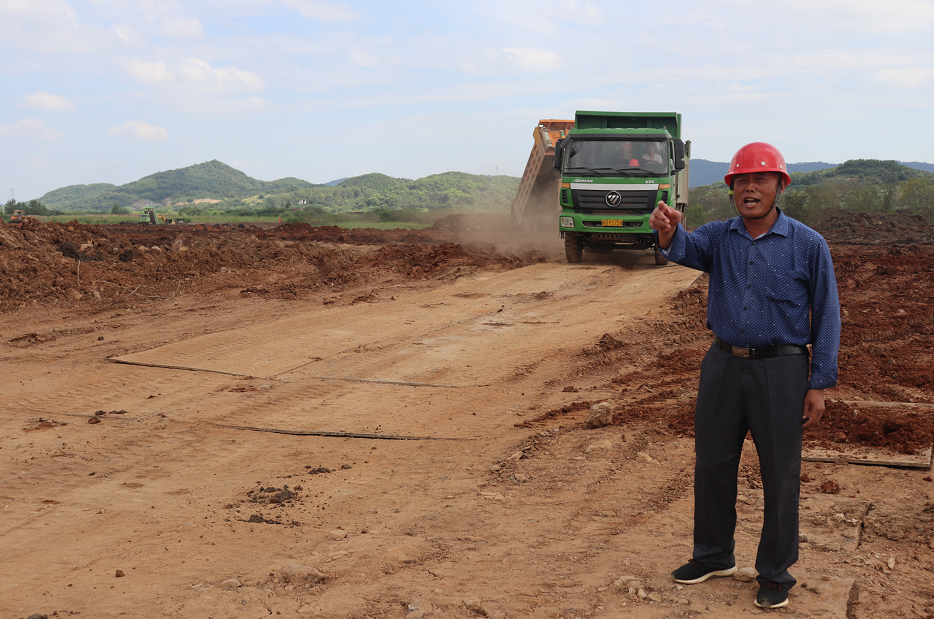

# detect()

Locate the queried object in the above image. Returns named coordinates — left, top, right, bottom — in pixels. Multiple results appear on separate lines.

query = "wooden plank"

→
left=803, top=444, right=932, bottom=468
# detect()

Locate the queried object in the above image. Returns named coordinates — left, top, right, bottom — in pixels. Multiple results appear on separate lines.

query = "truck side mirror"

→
left=673, top=140, right=686, bottom=170
left=553, top=138, right=566, bottom=171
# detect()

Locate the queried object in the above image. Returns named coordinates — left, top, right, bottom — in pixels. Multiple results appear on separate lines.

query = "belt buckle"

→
left=732, top=346, right=751, bottom=359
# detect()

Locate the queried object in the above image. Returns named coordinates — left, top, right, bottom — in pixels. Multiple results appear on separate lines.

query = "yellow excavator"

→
left=8, top=209, right=28, bottom=227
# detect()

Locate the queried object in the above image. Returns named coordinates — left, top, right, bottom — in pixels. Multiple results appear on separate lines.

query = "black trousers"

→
left=692, top=343, right=809, bottom=589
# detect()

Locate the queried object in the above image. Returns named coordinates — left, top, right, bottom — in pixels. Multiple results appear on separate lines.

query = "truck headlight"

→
left=559, top=217, right=574, bottom=228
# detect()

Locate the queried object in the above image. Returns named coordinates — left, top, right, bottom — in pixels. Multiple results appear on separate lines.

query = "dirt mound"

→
left=591, top=243, right=934, bottom=454
left=806, top=401, right=934, bottom=454
left=811, top=210, right=934, bottom=245
left=0, top=218, right=538, bottom=314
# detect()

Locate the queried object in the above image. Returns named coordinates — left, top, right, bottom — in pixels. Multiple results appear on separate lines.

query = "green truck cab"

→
left=555, top=111, right=690, bottom=264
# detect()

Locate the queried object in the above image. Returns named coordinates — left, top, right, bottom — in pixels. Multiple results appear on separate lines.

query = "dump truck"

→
left=512, top=111, right=690, bottom=264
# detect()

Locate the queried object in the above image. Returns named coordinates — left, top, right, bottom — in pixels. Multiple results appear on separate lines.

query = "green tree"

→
left=111, top=204, right=131, bottom=214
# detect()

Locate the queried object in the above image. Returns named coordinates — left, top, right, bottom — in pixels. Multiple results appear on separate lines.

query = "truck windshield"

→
left=565, top=140, right=668, bottom=176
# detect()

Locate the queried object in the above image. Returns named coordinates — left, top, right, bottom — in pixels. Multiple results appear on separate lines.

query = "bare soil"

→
left=1, top=212, right=933, bottom=619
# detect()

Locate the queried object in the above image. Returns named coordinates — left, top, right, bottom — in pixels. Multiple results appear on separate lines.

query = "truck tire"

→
left=565, top=234, right=583, bottom=263
left=654, top=246, right=669, bottom=266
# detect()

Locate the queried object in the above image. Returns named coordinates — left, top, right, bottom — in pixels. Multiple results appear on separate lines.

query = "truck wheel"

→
left=565, top=234, right=583, bottom=263
left=654, top=246, right=669, bottom=266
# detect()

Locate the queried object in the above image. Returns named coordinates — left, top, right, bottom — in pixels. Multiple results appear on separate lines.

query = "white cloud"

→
left=0, top=118, right=63, bottom=140
left=108, top=120, right=168, bottom=141
left=284, top=0, right=356, bottom=21
left=159, top=16, right=204, bottom=39
left=492, top=47, right=562, bottom=72
left=112, top=22, right=136, bottom=44
left=125, top=57, right=265, bottom=93
left=0, top=0, right=77, bottom=20
left=874, top=67, right=934, bottom=89
left=22, top=91, right=75, bottom=110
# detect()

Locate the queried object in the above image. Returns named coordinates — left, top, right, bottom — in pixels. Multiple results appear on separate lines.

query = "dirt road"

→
left=2, top=217, right=933, bottom=619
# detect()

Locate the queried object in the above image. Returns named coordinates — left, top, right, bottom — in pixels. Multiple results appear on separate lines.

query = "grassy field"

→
left=36, top=214, right=432, bottom=229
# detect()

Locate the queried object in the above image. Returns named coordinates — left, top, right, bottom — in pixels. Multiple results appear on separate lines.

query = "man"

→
left=642, top=142, right=663, bottom=164
left=648, top=142, right=840, bottom=610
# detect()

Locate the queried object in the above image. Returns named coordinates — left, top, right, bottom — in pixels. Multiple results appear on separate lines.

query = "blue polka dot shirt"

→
left=659, top=208, right=840, bottom=390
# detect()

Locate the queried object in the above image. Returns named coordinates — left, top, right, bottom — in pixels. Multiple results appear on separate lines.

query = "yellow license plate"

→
left=602, top=219, right=624, bottom=227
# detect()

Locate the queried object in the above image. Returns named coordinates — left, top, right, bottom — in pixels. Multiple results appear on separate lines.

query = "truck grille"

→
left=571, top=189, right=656, bottom=212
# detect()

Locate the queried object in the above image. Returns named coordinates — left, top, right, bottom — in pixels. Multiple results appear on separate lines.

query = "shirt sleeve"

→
left=656, top=221, right=723, bottom=273
left=807, top=237, right=841, bottom=390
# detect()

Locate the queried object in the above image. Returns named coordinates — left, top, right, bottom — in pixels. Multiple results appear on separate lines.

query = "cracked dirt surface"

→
left=1, top=214, right=933, bottom=619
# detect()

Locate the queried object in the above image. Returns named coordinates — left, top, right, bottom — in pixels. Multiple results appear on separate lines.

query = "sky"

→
left=2, top=0, right=933, bottom=200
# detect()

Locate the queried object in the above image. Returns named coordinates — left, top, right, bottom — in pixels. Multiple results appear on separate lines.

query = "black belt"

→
left=714, top=336, right=808, bottom=359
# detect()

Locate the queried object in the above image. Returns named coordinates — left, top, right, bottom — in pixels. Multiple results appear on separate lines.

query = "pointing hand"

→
left=649, top=202, right=682, bottom=233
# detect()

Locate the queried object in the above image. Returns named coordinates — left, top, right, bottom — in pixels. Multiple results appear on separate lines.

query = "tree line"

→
left=3, top=199, right=64, bottom=219
left=686, top=167, right=934, bottom=229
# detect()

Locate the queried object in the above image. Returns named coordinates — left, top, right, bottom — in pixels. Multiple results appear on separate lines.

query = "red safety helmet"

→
left=724, top=142, right=791, bottom=189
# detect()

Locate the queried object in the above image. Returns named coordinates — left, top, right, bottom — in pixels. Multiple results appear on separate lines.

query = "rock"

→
left=66, top=288, right=83, bottom=300
left=115, top=569, right=125, bottom=578
left=26, top=614, right=48, bottom=619
left=585, top=439, right=613, bottom=453
left=509, top=451, right=524, bottom=461
left=170, top=236, right=190, bottom=252
left=327, top=550, right=349, bottom=560
left=627, top=580, right=644, bottom=591
left=327, top=529, right=347, bottom=540
left=275, top=563, right=324, bottom=584
left=613, top=576, right=637, bottom=588
left=647, top=592, right=662, bottom=602
left=585, top=402, right=614, bottom=428
left=407, top=599, right=433, bottom=618
left=887, top=557, right=896, bottom=570
left=799, top=533, right=809, bottom=543
left=490, top=465, right=501, bottom=473
left=637, top=588, right=648, bottom=600
left=678, top=598, right=690, bottom=605
left=463, top=597, right=484, bottom=613
left=733, top=567, right=756, bottom=582
left=478, top=492, right=505, bottom=502
left=218, top=578, right=241, bottom=590
left=79, top=243, right=93, bottom=251
left=636, top=451, right=657, bottom=463
left=386, top=545, right=421, bottom=564
left=513, top=474, right=529, bottom=483
left=736, top=494, right=748, bottom=503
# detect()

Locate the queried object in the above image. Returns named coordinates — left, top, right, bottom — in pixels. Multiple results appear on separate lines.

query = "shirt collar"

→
left=730, top=207, right=790, bottom=239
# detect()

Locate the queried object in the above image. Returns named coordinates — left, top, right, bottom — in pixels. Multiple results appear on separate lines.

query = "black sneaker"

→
left=671, top=559, right=737, bottom=584
left=755, top=581, right=789, bottom=609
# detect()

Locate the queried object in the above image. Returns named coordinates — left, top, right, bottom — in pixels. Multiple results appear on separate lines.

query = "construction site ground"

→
left=1, top=211, right=933, bottom=619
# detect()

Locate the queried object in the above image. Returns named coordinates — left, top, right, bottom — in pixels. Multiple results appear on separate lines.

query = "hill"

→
left=39, top=160, right=320, bottom=212
left=900, top=161, right=934, bottom=174
left=221, top=171, right=520, bottom=214
left=689, top=159, right=838, bottom=187
left=791, top=159, right=934, bottom=186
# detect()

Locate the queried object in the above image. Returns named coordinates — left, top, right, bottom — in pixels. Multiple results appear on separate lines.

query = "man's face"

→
left=732, top=172, right=782, bottom=219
